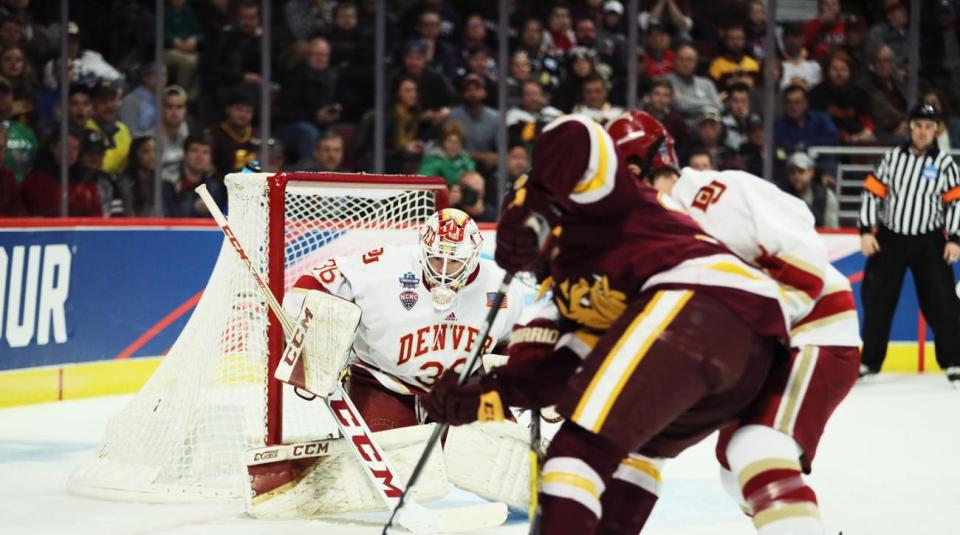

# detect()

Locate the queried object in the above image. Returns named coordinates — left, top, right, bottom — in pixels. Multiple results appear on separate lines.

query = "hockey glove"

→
left=495, top=178, right=559, bottom=275
left=422, top=371, right=505, bottom=426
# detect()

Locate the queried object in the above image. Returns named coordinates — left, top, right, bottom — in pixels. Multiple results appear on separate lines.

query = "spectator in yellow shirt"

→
left=85, top=81, right=131, bottom=174
left=708, top=24, right=760, bottom=92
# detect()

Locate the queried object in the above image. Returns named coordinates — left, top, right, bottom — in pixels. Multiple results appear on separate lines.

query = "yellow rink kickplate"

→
left=0, top=358, right=161, bottom=407
left=0, top=342, right=943, bottom=408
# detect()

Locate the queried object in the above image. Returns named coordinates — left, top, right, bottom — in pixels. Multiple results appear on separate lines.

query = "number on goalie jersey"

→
left=283, top=210, right=525, bottom=423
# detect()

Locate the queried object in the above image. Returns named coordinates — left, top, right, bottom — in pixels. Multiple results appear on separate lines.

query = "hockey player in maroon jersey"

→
left=604, top=110, right=860, bottom=534
left=422, top=114, right=791, bottom=534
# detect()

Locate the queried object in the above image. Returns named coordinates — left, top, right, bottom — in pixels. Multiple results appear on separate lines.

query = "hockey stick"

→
left=528, top=409, right=543, bottom=535
left=197, top=185, right=507, bottom=533
left=383, top=273, right=515, bottom=534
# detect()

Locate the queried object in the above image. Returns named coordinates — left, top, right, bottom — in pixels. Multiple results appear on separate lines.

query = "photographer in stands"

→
left=451, top=170, right=495, bottom=222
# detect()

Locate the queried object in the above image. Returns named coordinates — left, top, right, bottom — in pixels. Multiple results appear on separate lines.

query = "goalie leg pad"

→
left=443, top=420, right=533, bottom=510
left=275, top=289, right=361, bottom=397
left=246, top=425, right=448, bottom=518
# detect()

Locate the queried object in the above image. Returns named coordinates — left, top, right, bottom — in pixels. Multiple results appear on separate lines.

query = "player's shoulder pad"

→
left=537, top=115, right=619, bottom=205
left=334, top=243, right=410, bottom=279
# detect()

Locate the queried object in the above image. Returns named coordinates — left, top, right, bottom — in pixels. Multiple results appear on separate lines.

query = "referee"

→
left=859, top=103, right=960, bottom=386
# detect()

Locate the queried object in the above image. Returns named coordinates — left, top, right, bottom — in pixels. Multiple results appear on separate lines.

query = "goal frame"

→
left=263, top=172, right=449, bottom=446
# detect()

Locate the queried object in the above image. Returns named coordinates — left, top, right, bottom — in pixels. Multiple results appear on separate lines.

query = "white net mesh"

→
left=68, top=172, right=443, bottom=502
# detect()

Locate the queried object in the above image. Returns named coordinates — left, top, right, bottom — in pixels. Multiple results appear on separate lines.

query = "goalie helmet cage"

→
left=68, top=172, right=449, bottom=502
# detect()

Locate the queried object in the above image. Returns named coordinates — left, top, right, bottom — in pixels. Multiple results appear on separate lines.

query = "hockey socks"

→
left=536, top=422, right=624, bottom=535
left=595, top=453, right=664, bottom=534
left=726, top=425, right=824, bottom=535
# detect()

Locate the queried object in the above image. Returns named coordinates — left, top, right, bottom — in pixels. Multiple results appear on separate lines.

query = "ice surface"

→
left=1, top=374, right=957, bottom=534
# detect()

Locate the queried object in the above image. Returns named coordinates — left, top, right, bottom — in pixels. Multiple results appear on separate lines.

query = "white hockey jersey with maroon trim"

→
left=671, top=167, right=860, bottom=348
left=283, top=244, right=525, bottom=394
left=788, top=264, right=861, bottom=347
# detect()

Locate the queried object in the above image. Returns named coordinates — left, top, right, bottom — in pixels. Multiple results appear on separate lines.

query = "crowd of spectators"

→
left=0, top=0, right=959, bottom=227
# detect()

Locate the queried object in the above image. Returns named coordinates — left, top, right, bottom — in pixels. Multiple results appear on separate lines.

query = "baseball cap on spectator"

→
left=47, top=127, right=82, bottom=147
left=782, top=22, right=804, bottom=38
left=11, top=99, right=31, bottom=117
left=81, top=129, right=107, bottom=154
left=224, top=88, right=255, bottom=108
left=746, top=114, right=764, bottom=131
left=460, top=73, right=485, bottom=91
left=698, top=107, right=722, bottom=125
left=845, top=14, right=867, bottom=32
left=91, top=80, right=120, bottom=101
left=402, top=39, right=428, bottom=57
left=464, top=44, right=490, bottom=59
left=164, top=85, right=187, bottom=100
left=267, top=137, right=284, bottom=158
left=647, top=21, right=669, bottom=34
left=787, top=151, right=815, bottom=171
left=67, top=21, right=79, bottom=36
left=603, top=1, right=624, bottom=15
left=69, top=84, right=92, bottom=98
left=885, top=0, right=906, bottom=13
left=567, top=46, right=597, bottom=64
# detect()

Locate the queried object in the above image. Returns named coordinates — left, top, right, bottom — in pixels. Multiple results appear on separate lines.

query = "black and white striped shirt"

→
left=859, top=143, right=960, bottom=238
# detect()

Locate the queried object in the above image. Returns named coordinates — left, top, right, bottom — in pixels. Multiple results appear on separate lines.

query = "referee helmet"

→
left=909, top=103, right=943, bottom=124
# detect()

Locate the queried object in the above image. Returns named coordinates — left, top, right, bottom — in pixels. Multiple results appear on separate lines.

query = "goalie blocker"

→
left=276, top=289, right=361, bottom=397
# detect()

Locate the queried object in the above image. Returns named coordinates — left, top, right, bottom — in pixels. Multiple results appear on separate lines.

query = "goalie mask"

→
left=419, top=208, right=483, bottom=311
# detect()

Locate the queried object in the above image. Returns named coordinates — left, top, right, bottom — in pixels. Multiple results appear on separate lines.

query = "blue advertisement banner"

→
left=0, top=222, right=220, bottom=370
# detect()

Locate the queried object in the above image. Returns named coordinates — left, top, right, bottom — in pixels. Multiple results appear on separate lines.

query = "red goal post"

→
left=263, top=172, right=449, bottom=445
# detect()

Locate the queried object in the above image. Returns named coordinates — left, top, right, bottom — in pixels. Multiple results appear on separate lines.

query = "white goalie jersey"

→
left=671, top=167, right=861, bottom=348
left=284, top=244, right=526, bottom=393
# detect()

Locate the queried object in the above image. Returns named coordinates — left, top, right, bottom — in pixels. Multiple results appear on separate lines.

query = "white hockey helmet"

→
left=419, top=208, right=483, bottom=310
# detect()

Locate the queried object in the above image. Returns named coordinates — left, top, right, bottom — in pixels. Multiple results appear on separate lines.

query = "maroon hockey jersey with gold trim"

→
left=529, top=115, right=788, bottom=340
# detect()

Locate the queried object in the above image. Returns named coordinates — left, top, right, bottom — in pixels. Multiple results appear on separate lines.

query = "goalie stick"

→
left=196, top=184, right=507, bottom=533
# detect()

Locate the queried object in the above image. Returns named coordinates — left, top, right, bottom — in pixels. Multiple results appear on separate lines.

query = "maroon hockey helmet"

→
left=606, top=110, right=679, bottom=178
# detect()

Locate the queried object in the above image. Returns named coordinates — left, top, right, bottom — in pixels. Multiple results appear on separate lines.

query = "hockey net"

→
left=68, top=172, right=449, bottom=502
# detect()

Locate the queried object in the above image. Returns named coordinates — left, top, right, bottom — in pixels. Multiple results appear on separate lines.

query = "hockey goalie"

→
left=246, top=208, right=556, bottom=519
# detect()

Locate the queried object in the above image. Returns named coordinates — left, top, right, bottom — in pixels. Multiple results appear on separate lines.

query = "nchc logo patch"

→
left=399, top=291, right=419, bottom=310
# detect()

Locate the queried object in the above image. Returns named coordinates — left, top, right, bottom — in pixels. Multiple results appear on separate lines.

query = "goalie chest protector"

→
left=317, top=245, right=524, bottom=392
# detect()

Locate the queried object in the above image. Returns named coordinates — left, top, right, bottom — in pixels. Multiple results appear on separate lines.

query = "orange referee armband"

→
left=863, top=175, right=888, bottom=198
left=944, top=186, right=960, bottom=203
left=477, top=391, right=505, bottom=423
